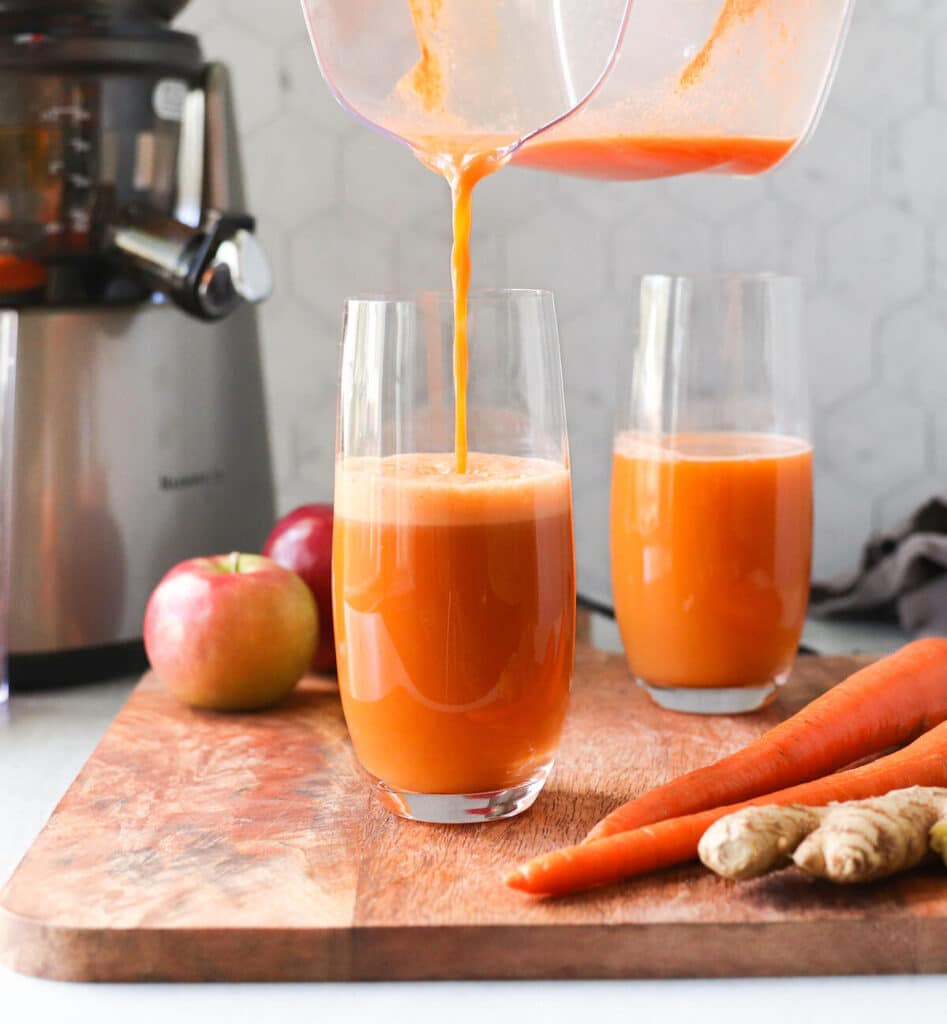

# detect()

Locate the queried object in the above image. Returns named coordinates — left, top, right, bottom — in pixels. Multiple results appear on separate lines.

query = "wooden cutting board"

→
left=2, top=644, right=947, bottom=982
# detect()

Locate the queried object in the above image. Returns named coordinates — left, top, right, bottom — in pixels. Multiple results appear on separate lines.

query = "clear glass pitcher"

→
left=301, top=0, right=854, bottom=179
left=516, top=0, right=856, bottom=179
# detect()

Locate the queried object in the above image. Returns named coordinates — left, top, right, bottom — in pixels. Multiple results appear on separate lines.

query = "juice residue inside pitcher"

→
left=679, top=0, right=771, bottom=90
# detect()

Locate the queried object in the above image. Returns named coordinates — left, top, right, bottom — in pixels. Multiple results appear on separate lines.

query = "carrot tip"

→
left=504, top=867, right=532, bottom=892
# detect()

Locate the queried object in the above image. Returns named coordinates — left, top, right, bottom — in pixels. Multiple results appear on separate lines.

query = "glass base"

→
left=638, top=669, right=790, bottom=715
left=369, top=762, right=554, bottom=824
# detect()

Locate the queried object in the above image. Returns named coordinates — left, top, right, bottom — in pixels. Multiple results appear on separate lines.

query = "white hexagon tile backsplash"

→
left=177, top=0, right=947, bottom=600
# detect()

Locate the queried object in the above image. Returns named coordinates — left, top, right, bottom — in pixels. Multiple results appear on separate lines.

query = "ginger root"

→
left=699, top=786, right=947, bottom=884
left=697, top=805, right=822, bottom=880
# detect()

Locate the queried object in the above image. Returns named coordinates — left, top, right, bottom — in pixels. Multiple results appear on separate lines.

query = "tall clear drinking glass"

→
left=333, top=290, right=575, bottom=823
left=611, top=274, right=812, bottom=715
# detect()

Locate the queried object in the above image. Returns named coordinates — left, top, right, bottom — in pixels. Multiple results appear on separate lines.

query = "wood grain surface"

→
left=2, top=645, right=946, bottom=982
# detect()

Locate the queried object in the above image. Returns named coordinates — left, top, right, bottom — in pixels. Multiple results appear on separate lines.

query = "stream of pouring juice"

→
left=333, top=453, right=575, bottom=793
left=412, top=145, right=507, bottom=474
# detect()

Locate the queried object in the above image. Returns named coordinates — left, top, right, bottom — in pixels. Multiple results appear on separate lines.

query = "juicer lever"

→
left=109, top=209, right=272, bottom=320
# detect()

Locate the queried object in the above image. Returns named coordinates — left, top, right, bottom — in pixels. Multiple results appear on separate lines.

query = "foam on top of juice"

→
left=614, top=431, right=812, bottom=462
left=335, top=452, right=571, bottom=525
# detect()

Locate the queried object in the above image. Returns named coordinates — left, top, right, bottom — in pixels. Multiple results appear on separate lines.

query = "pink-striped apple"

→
left=144, top=553, right=317, bottom=711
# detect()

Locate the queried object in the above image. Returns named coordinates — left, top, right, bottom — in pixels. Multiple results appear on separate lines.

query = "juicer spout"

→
left=107, top=60, right=271, bottom=320
left=108, top=208, right=271, bottom=320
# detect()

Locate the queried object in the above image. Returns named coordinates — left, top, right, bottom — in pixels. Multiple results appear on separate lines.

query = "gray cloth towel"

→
left=810, top=494, right=947, bottom=637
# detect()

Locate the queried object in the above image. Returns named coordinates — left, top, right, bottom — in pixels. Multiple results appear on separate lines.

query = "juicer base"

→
left=9, top=640, right=148, bottom=691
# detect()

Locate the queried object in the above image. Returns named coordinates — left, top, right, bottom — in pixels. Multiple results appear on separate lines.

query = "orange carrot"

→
left=506, top=717, right=947, bottom=896
left=586, top=639, right=947, bottom=843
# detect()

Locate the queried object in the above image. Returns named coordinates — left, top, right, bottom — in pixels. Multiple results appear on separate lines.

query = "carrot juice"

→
left=513, top=134, right=794, bottom=181
left=611, top=432, right=812, bottom=691
left=333, top=452, right=575, bottom=795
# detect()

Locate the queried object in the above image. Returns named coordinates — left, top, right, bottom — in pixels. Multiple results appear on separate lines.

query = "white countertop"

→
left=2, top=616, right=946, bottom=1022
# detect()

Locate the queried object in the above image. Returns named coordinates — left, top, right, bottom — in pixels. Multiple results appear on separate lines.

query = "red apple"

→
left=144, top=553, right=317, bottom=711
left=263, top=504, right=335, bottom=673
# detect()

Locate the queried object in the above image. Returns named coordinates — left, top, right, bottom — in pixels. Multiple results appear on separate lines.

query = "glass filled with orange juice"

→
left=611, top=274, right=812, bottom=714
left=333, top=290, right=575, bottom=823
